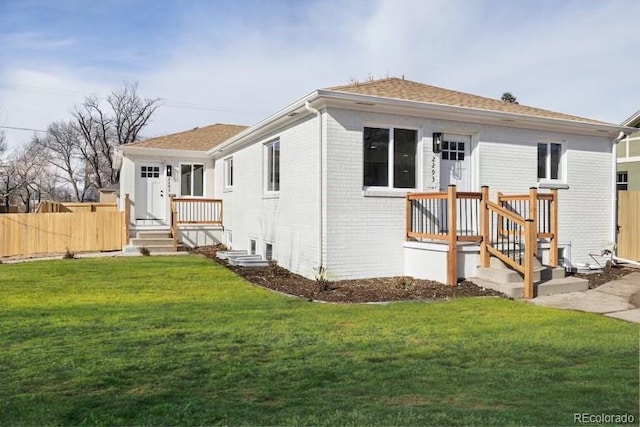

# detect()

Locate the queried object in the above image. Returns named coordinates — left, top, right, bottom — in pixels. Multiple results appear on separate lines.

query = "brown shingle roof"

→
left=128, top=123, right=248, bottom=151
left=326, top=77, right=609, bottom=125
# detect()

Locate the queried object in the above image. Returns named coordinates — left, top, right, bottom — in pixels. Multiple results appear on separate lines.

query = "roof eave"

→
left=208, top=91, right=320, bottom=157
left=317, top=90, right=630, bottom=137
left=119, top=145, right=212, bottom=158
left=622, top=109, right=640, bottom=127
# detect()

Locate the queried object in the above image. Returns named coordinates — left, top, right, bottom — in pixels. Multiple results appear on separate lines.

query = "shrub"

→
left=63, top=248, right=76, bottom=260
left=139, top=247, right=151, bottom=256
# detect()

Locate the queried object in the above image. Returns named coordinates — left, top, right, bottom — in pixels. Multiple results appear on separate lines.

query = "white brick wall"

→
left=477, top=128, right=613, bottom=266
left=323, top=107, right=613, bottom=279
left=217, top=115, right=320, bottom=278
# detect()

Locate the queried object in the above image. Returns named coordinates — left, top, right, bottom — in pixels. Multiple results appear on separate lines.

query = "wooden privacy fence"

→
left=36, top=200, right=118, bottom=213
left=406, top=185, right=558, bottom=298
left=617, top=190, right=640, bottom=260
left=0, top=211, right=123, bottom=257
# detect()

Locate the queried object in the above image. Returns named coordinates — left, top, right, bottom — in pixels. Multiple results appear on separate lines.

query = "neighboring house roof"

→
left=326, top=77, right=609, bottom=125
left=127, top=123, right=248, bottom=151
left=622, top=109, right=640, bottom=127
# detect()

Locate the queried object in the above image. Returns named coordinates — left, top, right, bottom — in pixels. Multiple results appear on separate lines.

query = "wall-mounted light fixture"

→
left=432, top=132, right=443, bottom=154
left=166, top=165, right=172, bottom=177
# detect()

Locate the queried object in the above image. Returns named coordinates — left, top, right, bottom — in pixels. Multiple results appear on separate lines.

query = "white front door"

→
left=440, top=134, right=471, bottom=191
left=136, top=164, right=165, bottom=220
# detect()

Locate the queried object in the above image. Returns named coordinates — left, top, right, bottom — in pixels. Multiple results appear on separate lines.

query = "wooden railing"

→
left=406, top=186, right=482, bottom=243
left=406, top=185, right=558, bottom=298
left=497, top=189, right=558, bottom=266
left=169, top=196, right=223, bottom=251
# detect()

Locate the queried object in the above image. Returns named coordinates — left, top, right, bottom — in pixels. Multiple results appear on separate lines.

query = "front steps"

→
left=217, top=250, right=270, bottom=267
left=128, top=230, right=179, bottom=253
left=472, top=257, right=588, bottom=299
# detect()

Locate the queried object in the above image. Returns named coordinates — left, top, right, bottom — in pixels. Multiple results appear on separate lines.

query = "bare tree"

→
left=72, top=82, right=159, bottom=189
left=34, top=121, right=92, bottom=202
left=11, top=141, right=49, bottom=212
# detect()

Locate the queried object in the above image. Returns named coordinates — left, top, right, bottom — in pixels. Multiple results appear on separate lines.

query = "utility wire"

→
left=0, top=125, right=47, bottom=133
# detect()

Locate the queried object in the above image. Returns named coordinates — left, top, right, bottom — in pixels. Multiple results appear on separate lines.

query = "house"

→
left=616, top=110, right=640, bottom=190
left=118, top=77, right=631, bottom=286
left=117, top=123, right=247, bottom=248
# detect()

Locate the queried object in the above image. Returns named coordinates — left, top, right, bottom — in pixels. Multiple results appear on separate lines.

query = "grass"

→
left=0, top=255, right=637, bottom=426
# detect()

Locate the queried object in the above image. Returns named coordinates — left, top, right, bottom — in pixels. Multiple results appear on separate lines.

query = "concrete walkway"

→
left=1, top=250, right=190, bottom=264
left=530, top=271, right=640, bottom=324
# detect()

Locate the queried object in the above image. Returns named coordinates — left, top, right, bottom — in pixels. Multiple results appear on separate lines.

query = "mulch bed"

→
left=191, top=246, right=505, bottom=303
left=190, top=246, right=637, bottom=303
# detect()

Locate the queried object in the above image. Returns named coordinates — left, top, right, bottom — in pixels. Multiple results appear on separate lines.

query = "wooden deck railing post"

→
left=447, top=185, right=457, bottom=286
left=405, top=193, right=411, bottom=240
left=523, top=218, right=535, bottom=299
left=549, top=189, right=558, bottom=267
left=480, top=186, right=490, bottom=268
left=123, top=193, right=130, bottom=247
left=170, top=195, right=178, bottom=252
left=529, top=187, right=538, bottom=258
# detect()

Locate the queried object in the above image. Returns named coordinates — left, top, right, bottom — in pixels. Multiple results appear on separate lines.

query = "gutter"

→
left=305, top=101, right=324, bottom=271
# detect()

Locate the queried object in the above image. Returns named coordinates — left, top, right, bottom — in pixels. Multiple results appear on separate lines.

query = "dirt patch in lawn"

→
left=191, top=246, right=505, bottom=303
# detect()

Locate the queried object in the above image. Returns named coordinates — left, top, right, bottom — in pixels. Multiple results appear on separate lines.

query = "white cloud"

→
left=1, top=0, right=639, bottom=153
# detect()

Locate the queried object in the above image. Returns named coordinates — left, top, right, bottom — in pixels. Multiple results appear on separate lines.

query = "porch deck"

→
left=406, top=185, right=558, bottom=298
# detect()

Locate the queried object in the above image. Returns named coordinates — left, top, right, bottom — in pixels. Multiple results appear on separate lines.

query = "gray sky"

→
left=1, top=0, right=638, bottom=152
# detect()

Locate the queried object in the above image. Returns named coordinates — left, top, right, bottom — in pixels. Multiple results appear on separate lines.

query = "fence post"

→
left=447, top=185, right=457, bottom=286
left=480, top=186, right=490, bottom=267
left=549, top=189, right=558, bottom=267
left=529, top=187, right=538, bottom=258
left=123, top=194, right=130, bottom=246
left=523, top=218, right=535, bottom=299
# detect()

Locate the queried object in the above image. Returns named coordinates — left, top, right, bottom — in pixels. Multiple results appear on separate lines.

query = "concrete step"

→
left=140, top=245, right=176, bottom=254
left=130, top=237, right=174, bottom=247
left=476, top=265, right=565, bottom=284
left=537, top=276, right=589, bottom=296
left=228, top=255, right=264, bottom=266
left=235, top=259, right=270, bottom=267
left=469, top=276, right=589, bottom=299
left=136, top=231, right=172, bottom=239
left=216, top=250, right=248, bottom=260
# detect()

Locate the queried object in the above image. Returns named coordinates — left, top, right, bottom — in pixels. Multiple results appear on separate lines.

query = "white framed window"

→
left=224, top=157, right=234, bottom=189
left=249, top=238, right=257, bottom=255
left=180, top=164, right=204, bottom=196
left=617, top=171, right=628, bottom=191
left=537, top=142, right=563, bottom=181
left=363, top=127, right=417, bottom=189
left=264, top=242, right=274, bottom=260
left=140, top=165, right=160, bottom=178
left=264, top=139, right=280, bottom=193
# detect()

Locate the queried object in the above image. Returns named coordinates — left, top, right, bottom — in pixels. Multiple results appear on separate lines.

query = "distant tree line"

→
left=0, top=83, right=159, bottom=212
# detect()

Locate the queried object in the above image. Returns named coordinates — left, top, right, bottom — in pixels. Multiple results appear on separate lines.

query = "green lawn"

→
left=0, top=256, right=637, bottom=426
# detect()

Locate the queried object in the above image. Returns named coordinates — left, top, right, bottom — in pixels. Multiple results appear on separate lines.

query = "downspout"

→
left=305, top=101, right=323, bottom=271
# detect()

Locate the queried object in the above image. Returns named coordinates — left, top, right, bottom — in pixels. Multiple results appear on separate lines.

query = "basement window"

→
left=264, top=242, right=274, bottom=261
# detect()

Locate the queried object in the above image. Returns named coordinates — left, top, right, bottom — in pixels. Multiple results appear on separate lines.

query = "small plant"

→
left=267, top=260, right=288, bottom=278
left=63, top=248, right=76, bottom=259
left=394, top=276, right=414, bottom=291
left=314, top=265, right=330, bottom=292
left=139, top=247, right=151, bottom=256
